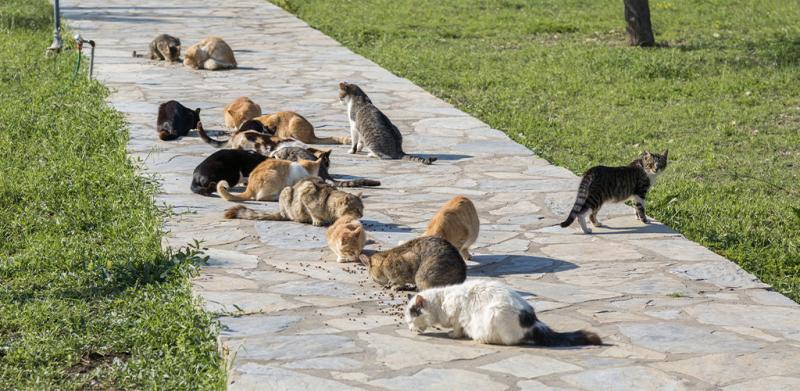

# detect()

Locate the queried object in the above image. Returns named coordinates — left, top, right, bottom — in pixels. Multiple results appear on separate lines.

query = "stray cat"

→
left=224, top=177, right=363, bottom=226
left=338, top=82, right=436, bottom=165
left=405, top=280, right=602, bottom=346
left=198, top=122, right=289, bottom=155
left=224, top=97, right=262, bottom=130
left=561, top=150, right=669, bottom=233
left=217, top=156, right=324, bottom=202
left=327, top=215, right=367, bottom=263
left=255, top=111, right=350, bottom=145
left=270, top=146, right=381, bottom=188
left=360, top=236, right=465, bottom=291
left=190, top=149, right=267, bottom=196
left=424, top=196, right=479, bottom=260
left=156, top=100, right=200, bottom=141
left=132, top=34, right=181, bottom=62
left=238, top=119, right=268, bottom=134
left=183, top=37, right=236, bottom=70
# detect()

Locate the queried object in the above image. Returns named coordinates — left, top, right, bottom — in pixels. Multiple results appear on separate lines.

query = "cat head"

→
left=639, top=149, right=669, bottom=174
left=335, top=225, right=365, bottom=263
left=183, top=44, right=198, bottom=68
left=308, top=148, right=332, bottom=169
left=359, top=253, right=388, bottom=285
left=338, top=82, right=370, bottom=104
left=405, top=294, right=431, bottom=333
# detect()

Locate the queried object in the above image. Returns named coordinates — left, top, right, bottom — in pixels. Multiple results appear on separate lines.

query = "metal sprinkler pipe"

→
left=74, top=34, right=96, bottom=79
left=47, top=0, right=63, bottom=53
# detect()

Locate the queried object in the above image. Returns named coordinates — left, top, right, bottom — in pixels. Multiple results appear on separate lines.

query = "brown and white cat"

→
left=183, top=37, right=236, bottom=70
left=224, top=97, right=262, bottom=130
left=132, top=34, right=181, bottom=62
left=424, top=196, right=479, bottom=260
left=270, top=145, right=381, bottom=188
left=360, top=236, right=466, bottom=291
left=338, top=82, right=436, bottom=165
left=561, top=150, right=669, bottom=233
left=224, top=177, right=363, bottom=226
left=197, top=122, right=290, bottom=155
left=327, top=215, right=367, bottom=263
left=216, top=156, right=325, bottom=202
left=255, top=111, right=349, bottom=145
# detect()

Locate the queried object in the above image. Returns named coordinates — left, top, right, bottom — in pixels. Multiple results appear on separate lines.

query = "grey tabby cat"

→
left=270, top=146, right=381, bottom=188
left=132, top=34, right=181, bottom=62
left=560, top=150, right=669, bottom=233
left=339, top=82, right=437, bottom=165
left=359, top=236, right=466, bottom=291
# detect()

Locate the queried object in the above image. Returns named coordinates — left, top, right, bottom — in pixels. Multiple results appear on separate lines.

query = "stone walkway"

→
left=64, top=1, right=800, bottom=390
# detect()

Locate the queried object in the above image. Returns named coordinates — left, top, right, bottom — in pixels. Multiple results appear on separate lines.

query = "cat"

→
left=359, top=236, right=465, bottom=291
left=338, top=82, right=436, bottom=165
left=183, top=37, right=236, bottom=70
left=270, top=146, right=381, bottom=188
left=237, top=119, right=268, bottom=134
left=255, top=111, right=350, bottom=145
left=405, top=279, right=602, bottom=347
left=424, top=196, right=479, bottom=260
left=560, top=150, right=669, bottom=233
left=216, top=156, right=324, bottom=202
left=156, top=100, right=200, bottom=141
left=327, top=215, right=367, bottom=263
left=197, top=122, right=289, bottom=155
left=190, top=149, right=267, bottom=196
left=224, top=177, right=363, bottom=226
left=224, top=97, right=262, bottom=130
left=132, top=34, right=181, bottom=62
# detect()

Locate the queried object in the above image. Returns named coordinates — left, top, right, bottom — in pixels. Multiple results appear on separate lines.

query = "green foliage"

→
left=277, top=0, right=800, bottom=301
left=0, top=1, right=225, bottom=388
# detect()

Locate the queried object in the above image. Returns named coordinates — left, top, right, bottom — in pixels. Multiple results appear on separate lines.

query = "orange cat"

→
left=224, top=97, right=262, bottom=130
left=216, top=156, right=324, bottom=202
left=424, top=196, right=479, bottom=260
left=255, top=111, right=349, bottom=145
left=183, top=37, right=236, bottom=70
left=326, top=215, right=366, bottom=263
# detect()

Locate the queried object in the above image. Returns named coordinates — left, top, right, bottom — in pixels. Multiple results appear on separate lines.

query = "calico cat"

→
left=560, top=150, right=669, bottom=233
left=198, top=122, right=289, bottom=155
left=190, top=149, right=267, bottom=196
left=255, top=111, right=349, bottom=145
left=338, top=82, right=436, bottom=165
left=183, top=37, right=236, bottom=70
left=326, top=215, right=367, bottom=263
left=156, top=100, right=200, bottom=141
left=224, top=176, right=363, bottom=226
left=224, top=97, right=262, bottom=130
left=217, top=157, right=323, bottom=202
left=132, top=34, right=181, bottom=62
left=424, top=196, right=479, bottom=260
left=270, top=146, right=381, bottom=188
left=359, top=236, right=466, bottom=291
left=405, top=280, right=602, bottom=347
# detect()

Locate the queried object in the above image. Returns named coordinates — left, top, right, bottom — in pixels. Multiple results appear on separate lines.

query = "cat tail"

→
left=223, top=205, right=287, bottom=221
left=216, top=180, right=254, bottom=202
left=559, top=172, right=593, bottom=227
left=197, top=122, right=228, bottom=147
left=521, top=311, right=602, bottom=347
left=401, top=154, right=437, bottom=165
left=309, top=135, right=351, bottom=145
left=332, top=179, right=381, bottom=187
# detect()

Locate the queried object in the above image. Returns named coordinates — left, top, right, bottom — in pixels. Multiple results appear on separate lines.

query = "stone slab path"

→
left=64, top=1, right=800, bottom=390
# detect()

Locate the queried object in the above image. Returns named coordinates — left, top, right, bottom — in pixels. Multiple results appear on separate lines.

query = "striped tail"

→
left=197, top=122, right=227, bottom=147
left=402, top=154, right=437, bottom=165
left=332, top=178, right=381, bottom=187
left=560, top=173, right=593, bottom=227
left=520, top=311, right=601, bottom=347
left=223, top=205, right=287, bottom=221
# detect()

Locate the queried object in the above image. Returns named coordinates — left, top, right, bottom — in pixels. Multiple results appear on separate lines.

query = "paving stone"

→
left=562, top=366, right=693, bottom=391
left=233, top=334, right=361, bottom=361
left=203, top=248, right=259, bottom=269
left=199, top=291, right=306, bottom=314
left=326, top=315, right=398, bottom=331
left=256, top=221, right=328, bottom=250
left=653, top=350, right=800, bottom=386
left=685, top=303, right=800, bottom=332
left=282, top=357, right=363, bottom=370
left=517, top=379, right=579, bottom=391
left=230, top=364, right=364, bottom=391
left=359, top=332, right=495, bottom=370
left=368, top=368, right=507, bottom=391
left=194, top=273, right=258, bottom=291
left=479, top=355, right=582, bottom=379
left=721, top=376, right=800, bottom=391
left=618, top=322, right=764, bottom=353
left=669, top=261, right=767, bottom=289
left=504, top=279, right=621, bottom=304
left=540, top=242, right=643, bottom=262
left=218, top=315, right=301, bottom=339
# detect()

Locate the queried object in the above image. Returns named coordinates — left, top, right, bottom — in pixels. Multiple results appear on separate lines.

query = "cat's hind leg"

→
left=203, top=59, right=234, bottom=70
left=633, top=195, right=649, bottom=223
left=448, top=325, right=466, bottom=339
left=589, top=207, right=605, bottom=227
left=577, top=209, right=593, bottom=234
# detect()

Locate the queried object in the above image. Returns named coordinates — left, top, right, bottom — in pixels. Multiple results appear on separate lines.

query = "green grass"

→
left=275, top=0, right=800, bottom=301
left=0, top=1, right=225, bottom=388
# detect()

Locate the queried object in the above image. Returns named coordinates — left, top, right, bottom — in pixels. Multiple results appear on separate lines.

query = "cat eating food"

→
left=198, top=122, right=290, bottom=155
left=338, top=82, right=437, bottom=165
left=216, top=154, right=326, bottom=202
left=327, top=215, right=367, bottom=263
left=183, top=37, right=237, bottom=70
left=406, top=280, right=602, bottom=346
left=190, top=149, right=267, bottom=196
left=156, top=100, right=200, bottom=141
left=132, top=34, right=181, bottom=62
left=224, top=97, right=262, bottom=130
left=561, top=150, right=669, bottom=233
left=255, top=111, right=350, bottom=145
left=424, top=196, right=479, bottom=260
left=270, top=145, right=381, bottom=188
left=360, top=236, right=465, bottom=291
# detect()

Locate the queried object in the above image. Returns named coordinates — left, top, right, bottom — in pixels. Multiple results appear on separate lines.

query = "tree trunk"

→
left=624, top=0, right=655, bottom=47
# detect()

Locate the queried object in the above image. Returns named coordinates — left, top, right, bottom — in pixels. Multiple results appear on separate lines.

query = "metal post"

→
left=48, top=0, right=63, bottom=52
left=88, top=41, right=95, bottom=78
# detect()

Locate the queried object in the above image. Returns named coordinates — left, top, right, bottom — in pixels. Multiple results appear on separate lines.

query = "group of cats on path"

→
left=143, top=34, right=670, bottom=348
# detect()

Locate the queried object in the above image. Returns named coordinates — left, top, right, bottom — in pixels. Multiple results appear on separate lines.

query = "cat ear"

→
left=339, top=82, right=347, bottom=90
left=195, top=108, right=201, bottom=114
left=354, top=192, right=363, bottom=199
left=406, top=293, right=413, bottom=300
left=414, top=295, right=425, bottom=307
left=359, top=254, right=370, bottom=266
left=662, top=149, right=669, bottom=160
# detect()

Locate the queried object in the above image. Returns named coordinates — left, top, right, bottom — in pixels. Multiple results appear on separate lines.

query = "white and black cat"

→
left=190, top=149, right=267, bottom=196
left=338, top=82, right=436, bottom=165
left=406, top=280, right=602, bottom=346
left=156, top=100, right=200, bottom=141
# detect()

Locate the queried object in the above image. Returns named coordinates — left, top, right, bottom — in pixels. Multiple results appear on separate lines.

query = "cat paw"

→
left=580, top=227, right=593, bottom=234
left=311, top=221, right=323, bottom=227
left=640, top=218, right=650, bottom=224
left=349, top=148, right=357, bottom=154
left=448, top=330, right=464, bottom=339
left=592, top=222, right=605, bottom=228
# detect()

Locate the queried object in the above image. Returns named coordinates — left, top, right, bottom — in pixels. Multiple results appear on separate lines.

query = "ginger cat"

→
left=327, top=215, right=367, bottom=263
left=216, top=156, right=324, bottom=202
left=424, top=196, right=479, bottom=260
left=224, top=97, right=262, bottom=130
left=255, top=111, right=350, bottom=145
left=183, top=37, right=236, bottom=70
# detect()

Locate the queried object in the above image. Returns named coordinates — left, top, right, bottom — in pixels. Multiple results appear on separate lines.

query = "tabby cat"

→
left=132, top=34, right=181, bottom=62
left=338, top=82, right=436, bottom=165
left=360, top=236, right=466, bottom=291
left=560, top=150, right=669, bottom=233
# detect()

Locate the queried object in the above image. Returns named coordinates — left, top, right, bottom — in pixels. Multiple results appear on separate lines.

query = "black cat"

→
left=190, top=149, right=267, bottom=196
left=157, top=100, right=200, bottom=141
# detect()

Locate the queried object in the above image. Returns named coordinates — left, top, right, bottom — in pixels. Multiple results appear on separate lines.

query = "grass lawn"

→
left=0, top=1, right=225, bottom=388
left=276, top=0, right=800, bottom=301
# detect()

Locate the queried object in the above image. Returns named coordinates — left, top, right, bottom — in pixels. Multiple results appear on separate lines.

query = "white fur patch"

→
left=287, top=162, right=310, bottom=185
